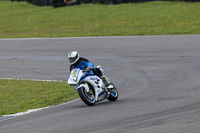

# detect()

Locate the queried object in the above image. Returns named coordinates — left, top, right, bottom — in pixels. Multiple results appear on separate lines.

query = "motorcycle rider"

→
left=68, top=51, right=113, bottom=89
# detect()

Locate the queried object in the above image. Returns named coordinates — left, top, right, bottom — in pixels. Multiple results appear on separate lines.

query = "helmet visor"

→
left=69, top=58, right=75, bottom=64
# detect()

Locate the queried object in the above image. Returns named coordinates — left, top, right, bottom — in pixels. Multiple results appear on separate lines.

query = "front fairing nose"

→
left=68, top=68, right=83, bottom=85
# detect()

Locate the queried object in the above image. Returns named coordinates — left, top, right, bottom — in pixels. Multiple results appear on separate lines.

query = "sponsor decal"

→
left=98, top=91, right=106, bottom=100
left=72, top=71, right=77, bottom=78
left=100, top=95, right=103, bottom=100
left=90, top=77, right=99, bottom=81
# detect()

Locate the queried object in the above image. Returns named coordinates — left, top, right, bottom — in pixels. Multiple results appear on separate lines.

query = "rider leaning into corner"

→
left=68, top=51, right=113, bottom=89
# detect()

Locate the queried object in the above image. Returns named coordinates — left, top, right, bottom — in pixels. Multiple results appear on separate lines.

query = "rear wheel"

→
left=107, top=83, right=118, bottom=101
left=78, top=86, right=95, bottom=106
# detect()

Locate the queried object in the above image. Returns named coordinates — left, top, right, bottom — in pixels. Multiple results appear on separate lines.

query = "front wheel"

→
left=78, top=86, right=95, bottom=106
left=107, top=83, right=118, bottom=101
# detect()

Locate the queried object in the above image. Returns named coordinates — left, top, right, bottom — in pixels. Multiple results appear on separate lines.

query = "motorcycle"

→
left=67, top=66, right=118, bottom=106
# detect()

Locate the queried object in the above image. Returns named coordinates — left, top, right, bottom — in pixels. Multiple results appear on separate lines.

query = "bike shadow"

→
left=71, top=99, right=122, bottom=109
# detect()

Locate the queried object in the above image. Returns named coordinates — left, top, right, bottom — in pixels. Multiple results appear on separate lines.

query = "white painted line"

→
left=0, top=36, right=137, bottom=40
left=0, top=107, right=49, bottom=121
left=2, top=107, right=49, bottom=117
left=52, top=98, right=80, bottom=108
left=0, top=36, right=131, bottom=41
left=0, top=78, right=64, bottom=82
left=0, top=35, right=199, bottom=41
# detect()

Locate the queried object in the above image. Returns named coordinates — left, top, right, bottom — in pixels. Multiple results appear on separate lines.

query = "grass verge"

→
left=0, top=79, right=78, bottom=116
left=0, top=1, right=200, bottom=38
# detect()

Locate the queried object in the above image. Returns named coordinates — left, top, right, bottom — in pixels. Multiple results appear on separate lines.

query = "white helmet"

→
left=68, top=51, right=80, bottom=65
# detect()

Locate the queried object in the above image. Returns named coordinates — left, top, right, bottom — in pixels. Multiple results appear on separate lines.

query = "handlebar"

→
left=83, top=67, right=94, bottom=72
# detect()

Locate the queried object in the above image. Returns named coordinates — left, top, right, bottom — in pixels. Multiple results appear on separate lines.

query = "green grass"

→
left=0, top=1, right=200, bottom=38
left=0, top=79, right=78, bottom=116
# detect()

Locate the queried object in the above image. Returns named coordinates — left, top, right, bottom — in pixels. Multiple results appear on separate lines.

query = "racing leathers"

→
left=70, top=57, right=112, bottom=88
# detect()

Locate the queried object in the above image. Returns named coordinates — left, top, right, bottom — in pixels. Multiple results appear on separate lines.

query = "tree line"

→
left=10, top=0, right=200, bottom=8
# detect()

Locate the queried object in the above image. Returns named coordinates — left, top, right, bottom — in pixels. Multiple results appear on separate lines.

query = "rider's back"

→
left=70, top=57, right=94, bottom=72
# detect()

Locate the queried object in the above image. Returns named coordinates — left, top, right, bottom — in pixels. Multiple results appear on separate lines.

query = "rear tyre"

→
left=107, top=83, right=118, bottom=101
left=78, top=86, right=95, bottom=106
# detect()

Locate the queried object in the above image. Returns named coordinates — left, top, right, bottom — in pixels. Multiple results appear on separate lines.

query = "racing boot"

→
left=101, top=75, right=113, bottom=90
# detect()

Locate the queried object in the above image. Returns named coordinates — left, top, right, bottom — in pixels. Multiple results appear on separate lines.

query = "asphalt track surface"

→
left=0, top=35, right=200, bottom=133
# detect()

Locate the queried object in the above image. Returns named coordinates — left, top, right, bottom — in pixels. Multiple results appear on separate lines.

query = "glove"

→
left=86, top=67, right=92, bottom=71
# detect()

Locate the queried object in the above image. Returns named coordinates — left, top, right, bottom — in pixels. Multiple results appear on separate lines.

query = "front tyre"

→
left=78, top=87, right=95, bottom=106
left=107, top=83, right=118, bottom=101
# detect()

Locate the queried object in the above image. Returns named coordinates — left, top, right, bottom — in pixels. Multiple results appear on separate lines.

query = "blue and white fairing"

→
left=68, top=68, right=83, bottom=85
left=67, top=68, right=107, bottom=102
